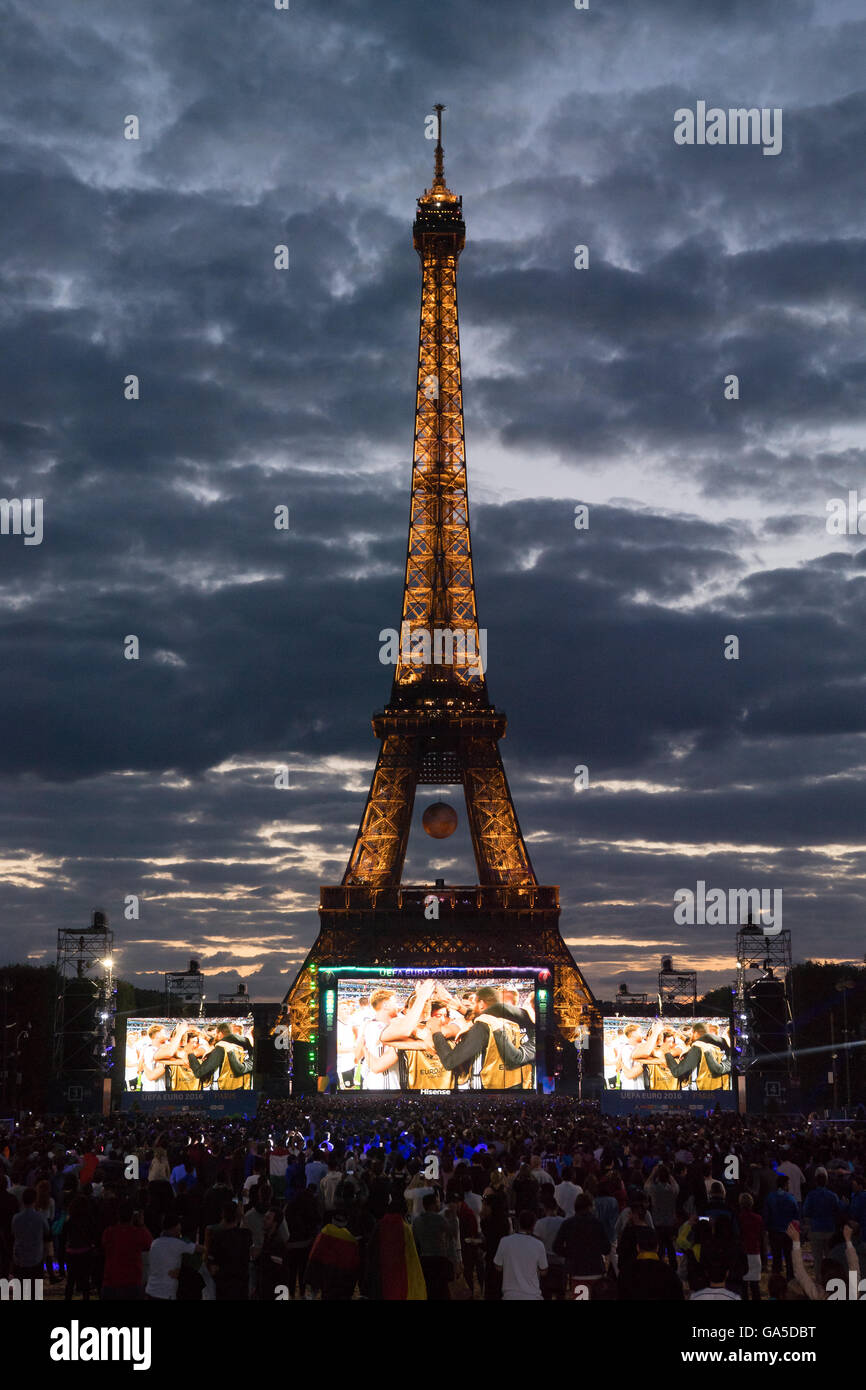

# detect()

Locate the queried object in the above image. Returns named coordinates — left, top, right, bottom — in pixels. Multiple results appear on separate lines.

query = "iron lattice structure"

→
left=52, top=911, right=115, bottom=1079
left=286, top=112, right=595, bottom=1073
left=734, top=920, right=794, bottom=1076
left=657, top=960, right=698, bottom=1016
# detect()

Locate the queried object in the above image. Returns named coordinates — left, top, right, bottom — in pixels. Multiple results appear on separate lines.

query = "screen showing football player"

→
left=427, top=985, right=534, bottom=1090
left=183, top=1020, right=253, bottom=1091
left=662, top=1021, right=730, bottom=1091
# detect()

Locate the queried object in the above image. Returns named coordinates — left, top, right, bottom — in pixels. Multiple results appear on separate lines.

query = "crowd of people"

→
left=1, top=1099, right=863, bottom=1301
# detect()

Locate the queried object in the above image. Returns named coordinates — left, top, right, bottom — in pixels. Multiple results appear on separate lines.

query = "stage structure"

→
left=658, top=957, right=697, bottom=1016
left=52, top=909, right=116, bottom=1108
left=164, top=958, right=206, bottom=1015
left=734, top=915, right=795, bottom=1109
left=285, top=110, right=595, bottom=1091
left=609, top=982, right=649, bottom=1014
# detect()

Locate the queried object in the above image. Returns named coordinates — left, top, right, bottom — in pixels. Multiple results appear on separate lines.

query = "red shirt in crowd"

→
left=101, top=1222, right=153, bottom=1286
left=738, top=1209, right=763, bottom=1255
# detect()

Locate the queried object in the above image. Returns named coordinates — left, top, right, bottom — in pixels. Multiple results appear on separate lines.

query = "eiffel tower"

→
left=285, top=110, right=595, bottom=1090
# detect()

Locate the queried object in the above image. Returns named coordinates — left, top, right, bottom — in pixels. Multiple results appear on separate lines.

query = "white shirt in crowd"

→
left=463, top=1191, right=483, bottom=1219
left=404, top=1185, right=435, bottom=1219
left=777, top=1160, right=805, bottom=1203
left=145, top=1235, right=195, bottom=1300
left=533, top=1215, right=565, bottom=1266
left=494, top=1232, right=548, bottom=1301
left=554, top=1180, right=582, bottom=1217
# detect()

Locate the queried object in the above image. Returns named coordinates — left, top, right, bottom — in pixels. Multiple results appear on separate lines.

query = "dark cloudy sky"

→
left=1, top=0, right=865, bottom=1005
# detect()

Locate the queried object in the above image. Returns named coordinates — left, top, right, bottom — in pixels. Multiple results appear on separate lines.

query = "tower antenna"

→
left=433, top=103, right=445, bottom=187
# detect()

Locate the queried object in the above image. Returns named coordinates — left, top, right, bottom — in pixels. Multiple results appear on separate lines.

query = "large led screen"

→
left=334, top=972, right=537, bottom=1092
left=603, top=1016, right=731, bottom=1092
left=125, top=1016, right=255, bottom=1092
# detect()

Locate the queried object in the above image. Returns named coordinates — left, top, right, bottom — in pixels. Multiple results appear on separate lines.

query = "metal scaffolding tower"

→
left=164, top=958, right=206, bottom=1015
left=734, top=917, right=794, bottom=1076
left=658, top=956, right=698, bottom=1015
left=52, top=909, right=116, bottom=1080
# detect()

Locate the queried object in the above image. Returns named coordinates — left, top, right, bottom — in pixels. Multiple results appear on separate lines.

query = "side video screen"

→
left=125, top=1016, right=255, bottom=1092
left=603, top=1016, right=731, bottom=1092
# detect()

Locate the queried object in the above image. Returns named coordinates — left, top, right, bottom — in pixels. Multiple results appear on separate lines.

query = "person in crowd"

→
left=618, top=1228, right=684, bottom=1300
left=511, top=1163, right=538, bottom=1215
left=481, top=1185, right=511, bottom=1301
left=320, top=1156, right=343, bottom=1215
left=699, top=1212, right=748, bottom=1298
left=412, top=1191, right=452, bottom=1300
left=0, top=1173, right=20, bottom=1279
left=788, top=1220, right=860, bottom=1300
left=554, top=1165, right=581, bottom=1218
left=63, top=1193, right=96, bottom=1302
left=101, top=1197, right=152, bottom=1300
left=256, top=1205, right=290, bottom=1299
left=304, top=1206, right=358, bottom=1301
left=553, top=1192, right=611, bottom=1293
left=11, top=1186, right=48, bottom=1283
left=148, top=1146, right=171, bottom=1184
left=494, top=1209, right=547, bottom=1301
left=849, top=1175, right=866, bottom=1233
left=455, top=1182, right=484, bottom=1296
left=593, top=1176, right=621, bottom=1249
left=688, top=1256, right=741, bottom=1301
left=363, top=1195, right=426, bottom=1300
left=442, top=1188, right=463, bottom=1284
left=777, top=1152, right=806, bottom=1203
left=615, top=1192, right=655, bottom=1273
left=737, top=1192, right=765, bottom=1300
left=802, top=1167, right=841, bottom=1276
left=34, top=1178, right=56, bottom=1282
left=281, top=1178, right=320, bottom=1300
left=763, top=1173, right=798, bottom=1281
left=208, top=1201, right=252, bottom=1301
left=643, top=1163, right=679, bottom=1266
left=145, top=1215, right=201, bottom=1301
left=534, top=1187, right=566, bottom=1299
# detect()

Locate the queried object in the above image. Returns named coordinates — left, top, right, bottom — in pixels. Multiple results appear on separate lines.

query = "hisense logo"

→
left=49, top=1321, right=151, bottom=1371
left=674, top=102, right=782, bottom=156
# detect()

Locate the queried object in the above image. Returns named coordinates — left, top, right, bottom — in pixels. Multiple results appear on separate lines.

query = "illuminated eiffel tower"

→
left=285, top=110, right=595, bottom=1090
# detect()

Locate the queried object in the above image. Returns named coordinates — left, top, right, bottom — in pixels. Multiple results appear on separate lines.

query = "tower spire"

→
left=433, top=102, right=445, bottom=188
